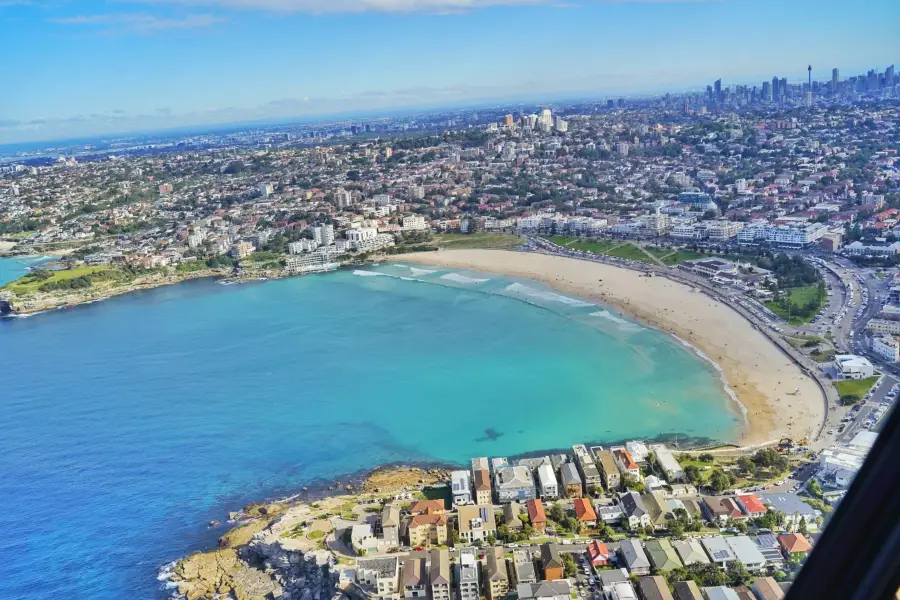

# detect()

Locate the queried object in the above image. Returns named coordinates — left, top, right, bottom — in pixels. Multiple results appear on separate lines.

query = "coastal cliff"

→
left=165, top=466, right=449, bottom=600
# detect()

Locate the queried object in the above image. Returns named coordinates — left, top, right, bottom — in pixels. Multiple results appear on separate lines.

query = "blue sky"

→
left=1, top=0, right=897, bottom=143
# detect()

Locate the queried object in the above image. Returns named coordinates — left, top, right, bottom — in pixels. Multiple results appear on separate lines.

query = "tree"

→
left=562, top=553, right=577, bottom=578
left=685, top=562, right=726, bottom=587
left=549, top=503, right=566, bottom=524
left=798, top=517, right=809, bottom=536
left=737, top=456, right=758, bottom=477
left=487, top=535, right=496, bottom=546
left=726, top=561, right=751, bottom=586
left=808, top=480, right=823, bottom=499
left=708, top=469, right=731, bottom=494
left=699, top=453, right=715, bottom=463
left=684, top=465, right=703, bottom=485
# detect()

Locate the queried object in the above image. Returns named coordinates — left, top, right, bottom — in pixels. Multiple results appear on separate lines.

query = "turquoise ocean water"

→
left=0, top=257, right=742, bottom=599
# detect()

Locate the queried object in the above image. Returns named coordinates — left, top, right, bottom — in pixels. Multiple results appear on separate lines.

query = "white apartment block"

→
left=312, top=223, right=335, bottom=246
left=289, top=239, right=319, bottom=254
left=737, top=223, right=826, bottom=247
left=872, top=336, right=899, bottom=362
left=868, top=318, right=900, bottom=336
left=402, top=215, right=427, bottom=231
left=707, top=220, right=743, bottom=240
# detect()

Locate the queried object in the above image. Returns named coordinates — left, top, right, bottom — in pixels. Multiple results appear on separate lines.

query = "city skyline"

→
left=2, top=0, right=898, bottom=143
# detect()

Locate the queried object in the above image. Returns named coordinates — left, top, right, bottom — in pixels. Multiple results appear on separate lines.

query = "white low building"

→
left=872, top=336, right=899, bottom=362
left=833, top=354, right=874, bottom=380
left=819, top=431, right=878, bottom=488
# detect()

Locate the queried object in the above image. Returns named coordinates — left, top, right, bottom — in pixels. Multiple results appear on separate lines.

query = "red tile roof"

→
left=738, top=494, right=766, bottom=515
left=526, top=499, right=547, bottom=524
left=574, top=498, right=597, bottom=522
left=779, top=533, right=812, bottom=554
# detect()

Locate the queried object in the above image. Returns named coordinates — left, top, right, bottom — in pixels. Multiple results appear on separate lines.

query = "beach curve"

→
left=389, top=248, right=826, bottom=447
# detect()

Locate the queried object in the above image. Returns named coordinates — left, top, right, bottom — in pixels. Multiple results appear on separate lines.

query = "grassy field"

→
left=765, top=285, right=825, bottom=325
left=546, top=236, right=622, bottom=254
left=659, top=250, right=705, bottom=265
left=2, top=265, right=113, bottom=295
left=605, top=243, right=652, bottom=262
left=432, top=233, right=522, bottom=250
left=835, top=376, right=879, bottom=399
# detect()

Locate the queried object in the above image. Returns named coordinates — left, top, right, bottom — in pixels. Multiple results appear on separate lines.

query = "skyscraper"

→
left=714, top=78, right=722, bottom=103
left=832, top=68, right=840, bottom=94
left=807, top=65, right=813, bottom=107
left=886, top=65, right=896, bottom=87
left=772, top=77, right=780, bottom=102
left=762, top=80, right=771, bottom=101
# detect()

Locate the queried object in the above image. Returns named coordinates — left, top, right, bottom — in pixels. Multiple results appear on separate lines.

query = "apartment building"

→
left=484, top=547, right=509, bottom=600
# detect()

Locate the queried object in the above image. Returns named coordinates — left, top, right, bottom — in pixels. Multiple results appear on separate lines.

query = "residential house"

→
left=536, top=464, right=559, bottom=499
left=351, top=523, right=379, bottom=554
left=574, top=498, right=597, bottom=527
left=452, top=470, right=473, bottom=507
left=637, top=575, right=674, bottom=600
left=474, top=470, right=493, bottom=505
left=429, top=549, right=452, bottom=600
left=516, top=581, right=572, bottom=600
left=751, top=577, right=785, bottom=600
left=672, top=539, right=710, bottom=567
left=526, top=498, right=548, bottom=533
left=410, top=500, right=446, bottom=515
left=597, top=504, right=624, bottom=524
left=586, top=540, right=612, bottom=567
left=560, top=463, right=583, bottom=498
left=672, top=581, right=704, bottom=600
left=725, top=536, right=767, bottom=572
left=357, top=557, right=401, bottom=600
left=752, top=534, right=784, bottom=567
left=495, top=465, right=537, bottom=503
left=619, top=539, right=651, bottom=575
left=593, top=448, right=621, bottom=491
left=485, top=547, right=510, bottom=600
left=512, top=550, right=537, bottom=586
left=540, top=544, right=565, bottom=581
left=457, top=551, right=480, bottom=600
left=407, top=512, right=448, bottom=547
left=472, top=457, right=490, bottom=472
left=597, top=569, right=634, bottom=599
left=702, top=587, right=740, bottom=600
left=381, top=505, right=401, bottom=548
left=777, top=533, right=812, bottom=561
left=502, top=502, right=524, bottom=532
left=758, top=493, right=820, bottom=533
left=619, top=491, right=652, bottom=529
left=733, top=586, right=757, bottom=600
left=457, top=505, right=497, bottom=543
left=649, top=444, right=685, bottom=482
left=700, top=536, right=736, bottom=569
left=641, top=492, right=671, bottom=530
left=735, top=495, right=767, bottom=519
left=702, top=496, right=746, bottom=524
left=402, top=558, right=428, bottom=599
left=613, top=449, right=641, bottom=482
left=573, top=444, right=603, bottom=489
left=644, top=539, right=683, bottom=573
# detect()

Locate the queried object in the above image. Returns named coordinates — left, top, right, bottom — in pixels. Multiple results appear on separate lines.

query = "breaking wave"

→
left=504, top=282, right=593, bottom=307
left=440, top=273, right=489, bottom=284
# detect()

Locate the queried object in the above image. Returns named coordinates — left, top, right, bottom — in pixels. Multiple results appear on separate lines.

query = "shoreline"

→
left=388, top=249, right=827, bottom=448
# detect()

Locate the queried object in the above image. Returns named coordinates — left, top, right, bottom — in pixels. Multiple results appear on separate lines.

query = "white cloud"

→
left=50, top=13, right=225, bottom=33
left=129, top=0, right=711, bottom=14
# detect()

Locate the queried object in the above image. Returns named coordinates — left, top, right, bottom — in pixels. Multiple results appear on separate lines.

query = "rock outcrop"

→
left=170, top=533, right=338, bottom=600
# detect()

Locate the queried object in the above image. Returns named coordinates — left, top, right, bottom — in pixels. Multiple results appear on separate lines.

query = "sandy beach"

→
left=394, top=249, right=826, bottom=448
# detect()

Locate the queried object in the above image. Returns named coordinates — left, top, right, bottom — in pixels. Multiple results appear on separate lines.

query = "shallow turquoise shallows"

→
left=0, top=258, right=741, bottom=599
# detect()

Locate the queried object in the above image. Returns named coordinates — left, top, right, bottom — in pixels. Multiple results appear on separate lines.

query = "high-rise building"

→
left=762, top=80, right=771, bottom=101
left=714, top=79, right=722, bottom=103
left=503, top=114, right=514, bottom=127
left=772, top=77, right=780, bottom=102
left=540, top=108, right=552, bottom=128
left=886, top=65, right=896, bottom=87
left=832, top=68, right=840, bottom=94
left=312, top=223, right=335, bottom=247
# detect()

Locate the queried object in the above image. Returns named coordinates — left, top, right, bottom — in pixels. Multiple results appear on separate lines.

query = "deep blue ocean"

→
left=0, top=257, right=741, bottom=599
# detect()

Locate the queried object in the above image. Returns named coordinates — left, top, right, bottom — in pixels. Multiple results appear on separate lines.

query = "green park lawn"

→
left=834, top=376, right=879, bottom=399
left=765, top=285, right=825, bottom=325
left=2, top=265, right=112, bottom=295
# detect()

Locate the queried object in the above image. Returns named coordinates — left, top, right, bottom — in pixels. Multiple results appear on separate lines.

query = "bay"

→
left=0, top=258, right=741, bottom=599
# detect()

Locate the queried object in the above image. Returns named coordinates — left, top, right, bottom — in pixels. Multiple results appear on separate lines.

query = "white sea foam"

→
left=409, top=267, right=437, bottom=276
left=589, top=309, right=643, bottom=331
left=504, top=282, right=593, bottom=307
left=672, top=333, right=748, bottom=425
left=352, top=270, right=385, bottom=277
left=441, top=273, right=489, bottom=284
